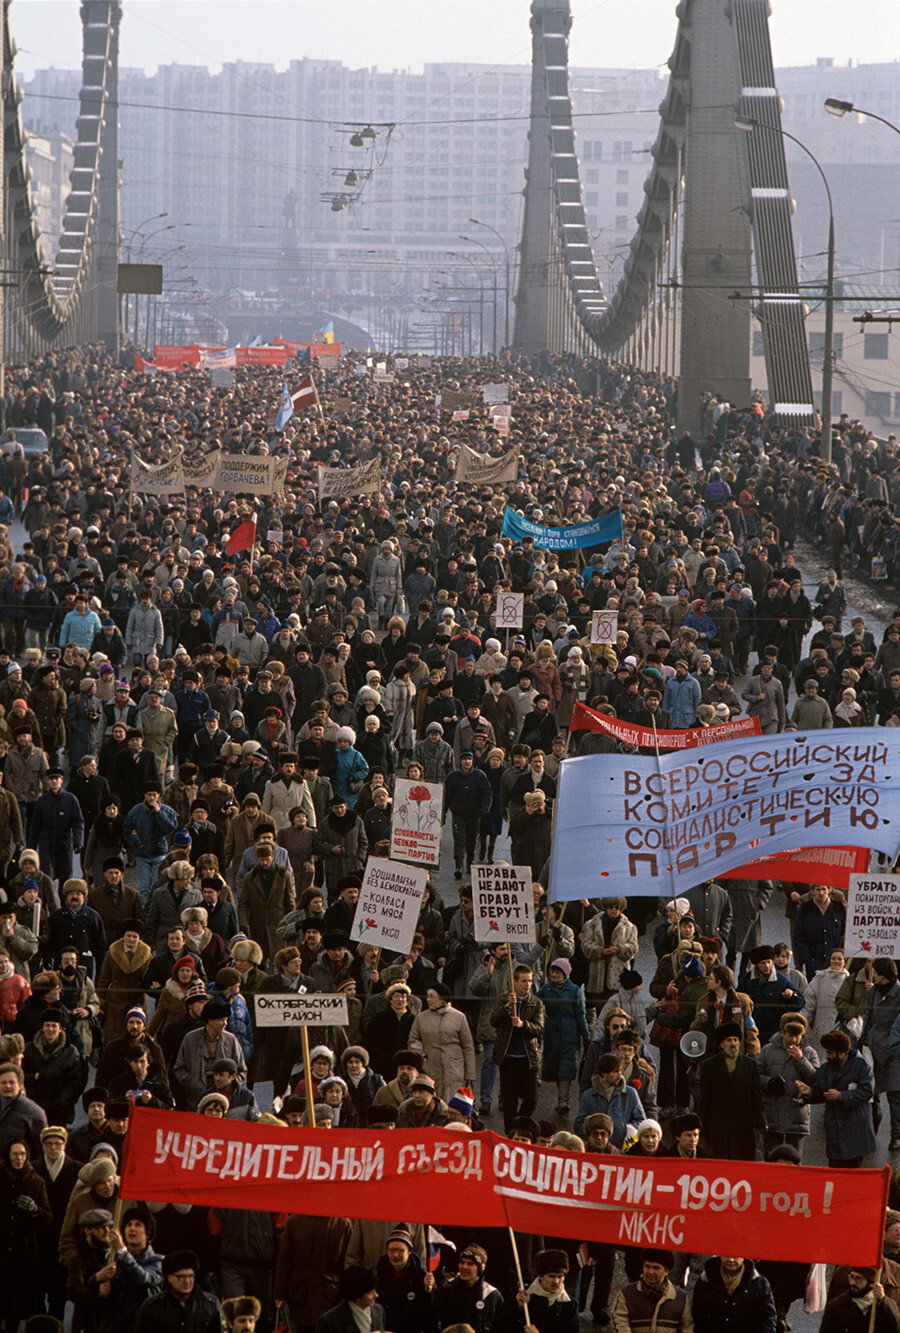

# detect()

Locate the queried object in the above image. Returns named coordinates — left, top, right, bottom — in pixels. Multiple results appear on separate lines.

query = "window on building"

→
left=616, top=170, right=629, bottom=184
left=586, top=192, right=598, bottom=207
left=616, top=215, right=628, bottom=230
left=865, top=391, right=892, bottom=418
left=616, top=192, right=628, bottom=207
left=586, top=169, right=598, bottom=185
left=865, top=333, right=890, bottom=359
left=810, top=332, right=844, bottom=359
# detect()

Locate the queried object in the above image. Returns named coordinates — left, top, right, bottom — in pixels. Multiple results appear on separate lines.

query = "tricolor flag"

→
left=225, top=511, right=257, bottom=557
left=322, top=320, right=335, bottom=345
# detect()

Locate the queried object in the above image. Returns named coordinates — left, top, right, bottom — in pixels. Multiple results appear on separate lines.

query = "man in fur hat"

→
left=173, top=999, right=247, bottom=1111
left=611, top=1248, right=691, bottom=1333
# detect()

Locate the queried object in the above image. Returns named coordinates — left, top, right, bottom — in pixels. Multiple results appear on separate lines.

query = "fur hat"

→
left=308, top=1045, right=334, bottom=1067
left=223, top=1298, right=262, bottom=1325
left=180, top=907, right=208, bottom=926
left=670, top=1112, right=702, bottom=1136
left=231, top=938, right=263, bottom=965
left=393, top=1048, right=423, bottom=1072
left=534, top=1249, right=569, bottom=1276
left=821, top=1029, right=852, bottom=1054
left=583, top=1112, right=614, bottom=1137
left=274, top=946, right=301, bottom=970
left=341, top=1046, right=369, bottom=1069
left=335, top=726, right=356, bottom=744
left=161, top=1249, right=200, bottom=1277
left=780, top=1011, right=808, bottom=1035
left=714, top=1023, right=743, bottom=1044
left=341, top=1266, right=378, bottom=1302
left=198, top=1092, right=230, bottom=1114
left=167, top=861, right=194, bottom=881
left=749, top=944, right=775, bottom=965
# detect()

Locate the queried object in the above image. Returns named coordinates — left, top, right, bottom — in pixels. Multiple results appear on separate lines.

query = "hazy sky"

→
left=12, top=0, right=900, bottom=82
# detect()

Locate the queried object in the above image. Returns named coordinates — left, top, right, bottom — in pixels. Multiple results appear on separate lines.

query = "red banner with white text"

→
left=569, top=700, right=761, bottom=749
left=120, top=1111, right=888, bottom=1264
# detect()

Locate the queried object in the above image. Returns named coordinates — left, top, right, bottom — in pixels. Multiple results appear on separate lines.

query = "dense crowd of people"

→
left=0, top=342, right=898, bottom=1333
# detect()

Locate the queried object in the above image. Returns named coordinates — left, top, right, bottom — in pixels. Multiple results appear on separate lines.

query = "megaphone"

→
left=680, top=1030, right=707, bottom=1060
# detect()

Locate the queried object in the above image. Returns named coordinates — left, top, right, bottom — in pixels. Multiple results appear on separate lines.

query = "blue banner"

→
left=501, top=506, right=623, bottom=551
left=548, top=730, right=900, bottom=901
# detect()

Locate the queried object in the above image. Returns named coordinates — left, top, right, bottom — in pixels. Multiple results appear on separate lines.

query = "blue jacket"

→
left=123, top=799, right=179, bottom=858
left=791, top=899, right=846, bottom=979
left=208, top=982, right=254, bottom=1061
left=538, top=978, right=590, bottom=1081
left=661, top=673, right=701, bottom=729
left=806, top=1048, right=876, bottom=1161
left=683, top=609, right=718, bottom=644
left=332, top=744, right=370, bottom=809
left=58, top=607, right=102, bottom=650
left=574, top=1076, right=644, bottom=1146
left=174, top=687, right=211, bottom=736
left=30, top=788, right=84, bottom=853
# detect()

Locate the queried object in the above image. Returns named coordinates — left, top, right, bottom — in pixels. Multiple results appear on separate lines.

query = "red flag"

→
left=226, top=512, right=257, bottom=556
left=290, top=375, right=317, bottom=413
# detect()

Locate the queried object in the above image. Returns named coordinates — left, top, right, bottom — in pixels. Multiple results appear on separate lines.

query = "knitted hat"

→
left=41, top=1125, right=68, bottom=1143
left=548, top=957, right=571, bottom=978
left=447, top=1086, right=475, bottom=1118
left=172, top=830, right=192, bottom=849
left=387, top=1226, right=414, bottom=1250
left=410, top=1074, right=436, bottom=1093
left=619, top=969, right=642, bottom=989
left=682, top=954, right=704, bottom=979
left=459, top=1245, right=488, bottom=1275
left=636, top=1119, right=662, bottom=1140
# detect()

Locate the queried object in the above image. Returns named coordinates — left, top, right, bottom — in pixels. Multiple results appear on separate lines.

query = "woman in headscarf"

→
left=0, top=1139, right=52, bottom=1330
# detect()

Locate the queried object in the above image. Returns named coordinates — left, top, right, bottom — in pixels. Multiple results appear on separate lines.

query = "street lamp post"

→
left=468, top=216, right=511, bottom=347
left=459, top=235, right=500, bottom=353
left=825, top=99, right=900, bottom=140
left=448, top=254, right=486, bottom=353
left=736, top=116, right=835, bottom=462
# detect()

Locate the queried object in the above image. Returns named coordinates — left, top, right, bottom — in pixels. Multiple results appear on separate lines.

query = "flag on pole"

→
left=322, top=320, right=335, bottom=345
left=226, top=511, right=257, bottom=557
left=275, top=380, right=294, bottom=431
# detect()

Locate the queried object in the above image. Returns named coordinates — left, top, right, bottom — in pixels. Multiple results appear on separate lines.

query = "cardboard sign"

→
left=496, top=592, right=524, bottom=630
left=353, top=856, right=429, bottom=953
left=254, top=993, right=348, bottom=1027
left=590, top=610, right=618, bottom=647
left=845, top=874, right=900, bottom=957
left=390, top=778, right=443, bottom=868
left=472, top=863, right=534, bottom=944
left=483, top=382, right=509, bottom=405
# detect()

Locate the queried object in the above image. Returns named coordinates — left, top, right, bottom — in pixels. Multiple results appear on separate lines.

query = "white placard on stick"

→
left=391, top=778, right=443, bottom=868
left=472, top=863, right=534, bottom=945
left=591, top=610, right=618, bottom=647
left=845, top=874, right=900, bottom=958
left=353, top=856, right=429, bottom=953
left=483, top=382, right=509, bottom=405
left=496, top=591, right=524, bottom=630
left=254, top=993, right=348, bottom=1027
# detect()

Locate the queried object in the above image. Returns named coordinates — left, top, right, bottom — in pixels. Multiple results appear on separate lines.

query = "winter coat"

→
left=137, top=704, right=178, bottom=778
left=0, top=1159, right=53, bottom=1323
left=538, top=977, right=590, bottom=1081
left=86, top=881, right=144, bottom=944
left=580, top=912, right=638, bottom=998
left=806, top=1048, right=877, bottom=1160
left=145, top=883, right=202, bottom=948
left=792, top=899, right=847, bottom=979
left=362, top=1006, right=416, bottom=1081
left=237, top=861, right=296, bottom=962
left=469, top=959, right=511, bottom=1044
left=756, top=1032, right=819, bottom=1134
left=574, top=1075, right=644, bottom=1146
left=274, top=1214, right=351, bottom=1328
left=803, top=966, right=855, bottom=1056
left=225, top=807, right=266, bottom=874
left=96, top=938, right=153, bottom=1042
left=739, top=965, right=802, bottom=1046
left=0, top=789, right=23, bottom=863
left=276, top=824, right=316, bottom=896
left=408, top=1001, right=476, bottom=1100
left=30, top=789, right=84, bottom=881
left=491, top=990, right=545, bottom=1069
left=44, top=904, right=107, bottom=979
left=684, top=881, right=733, bottom=941
left=376, top=1250, right=434, bottom=1333
left=610, top=1277, right=689, bottom=1333
left=134, top=1287, right=221, bottom=1333
left=661, top=673, right=701, bottom=728
left=23, top=1029, right=85, bottom=1124
left=173, top=1027, right=247, bottom=1110
left=59, top=964, right=101, bottom=1061
left=0, top=1089, right=46, bottom=1157
left=509, top=807, right=553, bottom=878
left=0, top=921, right=38, bottom=980
left=125, top=603, right=164, bottom=658
left=6, top=742, right=49, bottom=804
left=863, top=981, right=900, bottom=1092
left=690, top=989, right=760, bottom=1058
left=313, top=811, right=367, bottom=890
left=383, top=676, right=416, bottom=752
left=696, top=1052, right=765, bottom=1160
left=726, top=878, right=773, bottom=953
left=262, top=774, right=316, bottom=829
left=331, top=744, right=369, bottom=809
left=692, top=1257, right=777, bottom=1333
left=370, top=551, right=402, bottom=596
left=123, top=799, right=179, bottom=860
